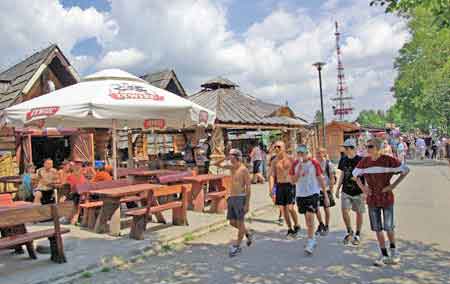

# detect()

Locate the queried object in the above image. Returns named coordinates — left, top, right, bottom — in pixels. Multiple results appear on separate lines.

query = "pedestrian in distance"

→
left=314, top=148, right=336, bottom=236
left=335, top=139, right=365, bottom=245
left=353, top=137, right=409, bottom=267
left=290, top=144, right=329, bottom=255
left=269, top=141, right=300, bottom=238
left=214, top=149, right=253, bottom=257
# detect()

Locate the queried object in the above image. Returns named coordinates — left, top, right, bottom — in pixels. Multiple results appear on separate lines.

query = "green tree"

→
left=356, top=110, right=388, bottom=128
left=370, top=0, right=450, bottom=28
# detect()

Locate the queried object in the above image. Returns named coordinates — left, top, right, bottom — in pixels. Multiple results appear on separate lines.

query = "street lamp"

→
left=313, top=62, right=326, bottom=148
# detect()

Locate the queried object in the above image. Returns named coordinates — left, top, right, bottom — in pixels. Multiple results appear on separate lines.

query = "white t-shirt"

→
left=293, top=159, right=323, bottom=197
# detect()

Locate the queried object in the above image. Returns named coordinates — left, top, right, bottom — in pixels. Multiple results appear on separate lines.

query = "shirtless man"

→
left=270, top=141, right=300, bottom=237
left=215, top=149, right=252, bottom=257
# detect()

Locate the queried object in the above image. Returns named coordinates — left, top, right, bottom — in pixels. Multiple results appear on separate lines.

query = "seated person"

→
left=19, top=164, right=37, bottom=202
left=66, top=160, right=88, bottom=224
left=81, top=161, right=97, bottom=180
left=34, top=159, right=59, bottom=204
left=58, top=160, right=72, bottom=185
left=92, top=165, right=112, bottom=182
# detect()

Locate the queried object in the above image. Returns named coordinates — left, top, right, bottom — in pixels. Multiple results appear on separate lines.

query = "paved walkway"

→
left=0, top=183, right=272, bottom=284
left=65, top=160, right=450, bottom=284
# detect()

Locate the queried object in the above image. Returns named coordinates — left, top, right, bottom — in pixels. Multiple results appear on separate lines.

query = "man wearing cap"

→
left=335, top=138, right=365, bottom=245
left=291, top=144, right=328, bottom=255
left=214, top=149, right=252, bottom=257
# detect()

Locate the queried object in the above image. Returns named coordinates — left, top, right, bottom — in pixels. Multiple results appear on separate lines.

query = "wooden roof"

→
left=140, top=69, right=187, bottom=97
left=0, top=44, right=79, bottom=110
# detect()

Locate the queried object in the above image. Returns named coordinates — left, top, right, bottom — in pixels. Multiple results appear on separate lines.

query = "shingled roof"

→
left=140, top=69, right=187, bottom=97
left=189, top=78, right=308, bottom=127
left=0, top=44, right=78, bottom=110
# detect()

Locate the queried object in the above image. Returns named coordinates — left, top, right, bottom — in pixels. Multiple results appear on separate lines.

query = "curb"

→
left=47, top=203, right=274, bottom=284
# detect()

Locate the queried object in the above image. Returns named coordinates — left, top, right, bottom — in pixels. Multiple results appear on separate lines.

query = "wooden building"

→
left=188, top=77, right=312, bottom=167
left=0, top=44, right=94, bottom=169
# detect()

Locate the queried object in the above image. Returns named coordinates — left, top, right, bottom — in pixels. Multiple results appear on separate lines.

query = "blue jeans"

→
left=368, top=206, right=395, bottom=232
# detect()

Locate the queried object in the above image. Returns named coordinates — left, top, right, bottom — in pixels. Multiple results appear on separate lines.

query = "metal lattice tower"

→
left=331, top=21, right=353, bottom=120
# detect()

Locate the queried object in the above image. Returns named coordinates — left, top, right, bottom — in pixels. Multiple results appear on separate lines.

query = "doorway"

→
left=32, top=136, right=71, bottom=168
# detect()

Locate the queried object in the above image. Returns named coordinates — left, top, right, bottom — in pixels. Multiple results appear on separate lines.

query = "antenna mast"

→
left=332, top=21, right=353, bottom=120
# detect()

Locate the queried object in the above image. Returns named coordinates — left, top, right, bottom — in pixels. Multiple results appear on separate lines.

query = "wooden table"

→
left=0, top=201, right=37, bottom=255
left=91, top=183, right=162, bottom=236
left=127, top=170, right=178, bottom=183
left=182, top=174, right=225, bottom=212
left=0, top=176, right=21, bottom=194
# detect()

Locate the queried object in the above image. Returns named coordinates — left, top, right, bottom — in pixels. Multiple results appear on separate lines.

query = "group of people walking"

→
left=217, top=137, right=409, bottom=267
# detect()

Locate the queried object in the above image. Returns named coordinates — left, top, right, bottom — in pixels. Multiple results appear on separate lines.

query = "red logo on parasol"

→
left=109, top=83, right=164, bottom=101
left=143, top=119, right=166, bottom=129
left=26, top=107, right=60, bottom=121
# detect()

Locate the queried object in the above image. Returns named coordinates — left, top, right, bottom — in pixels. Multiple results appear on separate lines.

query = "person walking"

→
left=250, top=142, right=265, bottom=184
left=314, top=148, right=336, bottom=236
left=268, top=143, right=284, bottom=225
left=353, top=137, right=409, bottom=266
left=335, top=139, right=365, bottom=245
left=415, top=137, right=426, bottom=160
left=269, top=141, right=300, bottom=237
left=291, top=144, right=329, bottom=255
left=214, top=149, right=252, bottom=257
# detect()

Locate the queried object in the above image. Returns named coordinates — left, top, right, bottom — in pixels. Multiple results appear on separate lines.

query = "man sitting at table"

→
left=34, top=159, right=59, bottom=204
left=66, top=159, right=88, bottom=224
left=92, top=165, right=112, bottom=182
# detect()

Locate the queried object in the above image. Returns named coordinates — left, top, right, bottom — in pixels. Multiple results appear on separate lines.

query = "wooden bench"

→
left=157, top=171, right=193, bottom=185
left=205, top=176, right=230, bottom=214
left=77, top=180, right=144, bottom=229
left=0, top=199, right=70, bottom=263
left=125, top=184, right=191, bottom=240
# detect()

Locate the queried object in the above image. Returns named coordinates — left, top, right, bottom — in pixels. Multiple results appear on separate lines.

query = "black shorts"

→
left=253, top=160, right=262, bottom=174
left=319, top=190, right=336, bottom=208
left=34, top=189, right=55, bottom=204
left=275, top=183, right=295, bottom=206
left=296, top=194, right=320, bottom=214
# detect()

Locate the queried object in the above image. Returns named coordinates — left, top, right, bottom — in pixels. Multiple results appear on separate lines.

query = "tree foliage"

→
left=370, top=0, right=450, bottom=28
left=391, top=7, right=450, bottom=134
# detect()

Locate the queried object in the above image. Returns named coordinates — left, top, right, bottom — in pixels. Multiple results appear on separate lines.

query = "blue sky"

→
left=0, top=0, right=409, bottom=121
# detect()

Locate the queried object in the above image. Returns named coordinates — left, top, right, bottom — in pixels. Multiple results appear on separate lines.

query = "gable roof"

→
left=189, top=78, right=308, bottom=127
left=140, top=69, right=187, bottom=97
left=0, top=44, right=78, bottom=110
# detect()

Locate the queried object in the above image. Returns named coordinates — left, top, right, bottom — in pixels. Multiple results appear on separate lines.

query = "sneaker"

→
left=277, top=217, right=284, bottom=226
left=389, top=248, right=400, bottom=264
left=304, top=238, right=317, bottom=255
left=315, top=224, right=324, bottom=236
left=323, top=225, right=329, bottom=236
left=343, top=232, right=353, bottom=244
left=293, top=225, right=301, bottom=235
left=352, top=235, right=361, bottom=246
left=246, top=231, right=253, bottom=247
left=228, top=245, right=242, bottom=257
left=286, top=229, right=296, bottom=239
left=373, top=255, right=389, bottom=267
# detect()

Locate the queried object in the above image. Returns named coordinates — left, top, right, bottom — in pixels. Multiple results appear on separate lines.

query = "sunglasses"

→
left=366, top=144, right=375, bottom=149
left=344, top=146, right=355, bottom=150
left=274, top=146, right=281, bottom=149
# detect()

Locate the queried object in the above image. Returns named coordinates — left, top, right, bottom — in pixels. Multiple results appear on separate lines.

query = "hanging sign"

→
left=143, top=119, right=166, bottom=129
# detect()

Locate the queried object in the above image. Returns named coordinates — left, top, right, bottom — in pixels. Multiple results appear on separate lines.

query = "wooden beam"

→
left=215, top=123, right=305, bottom=130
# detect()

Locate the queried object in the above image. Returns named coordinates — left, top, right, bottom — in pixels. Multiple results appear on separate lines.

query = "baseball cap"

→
left=229, top=148, right=242, bottom=159
left=296, top=144, right=309, bottom=153
left=342, top=138, right=357, bottom=148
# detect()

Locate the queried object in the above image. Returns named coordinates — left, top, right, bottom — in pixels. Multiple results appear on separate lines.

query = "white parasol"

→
left=1, top=69, right=215, bottom=178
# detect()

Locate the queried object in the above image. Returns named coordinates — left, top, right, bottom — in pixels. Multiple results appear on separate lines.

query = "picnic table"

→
left=0, top=200, right=38, bottom=255
left=0, top=176, right=21, bottom=194
left=182, top=174, right=226, bottom=212
left=91, top=183, right=162, bottom=236
left=127, top=170, right=178, bottom=183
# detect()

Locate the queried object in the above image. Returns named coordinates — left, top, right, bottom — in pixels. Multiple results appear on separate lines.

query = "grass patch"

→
left=183, top=233, right=195, bottom=242
left=81, top=271, right=93, bottom=278
left=100, top=267, right=111, bottom=273
left=161, top=244, right=173, bottom=252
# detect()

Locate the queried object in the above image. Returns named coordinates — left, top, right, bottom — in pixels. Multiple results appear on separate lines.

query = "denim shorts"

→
left=368, top=206, right=395, bottom=232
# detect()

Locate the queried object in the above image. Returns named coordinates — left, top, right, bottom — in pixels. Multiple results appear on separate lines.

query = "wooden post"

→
left=112, top=120, right=118, bottom=180
left=209, top=127, right=225, bottom=174
left=127, top=130, right=134, bottom=168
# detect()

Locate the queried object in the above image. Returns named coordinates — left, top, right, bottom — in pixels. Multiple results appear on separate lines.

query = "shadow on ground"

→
left=74, top=219, right=450, bottom=284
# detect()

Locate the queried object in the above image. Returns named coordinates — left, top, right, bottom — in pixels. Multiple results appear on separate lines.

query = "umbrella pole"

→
left=112, top=119, right=118, bottom=180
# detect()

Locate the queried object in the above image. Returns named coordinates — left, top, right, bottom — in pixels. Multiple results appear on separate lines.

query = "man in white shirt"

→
left=291, top=144, right=328, bottom=255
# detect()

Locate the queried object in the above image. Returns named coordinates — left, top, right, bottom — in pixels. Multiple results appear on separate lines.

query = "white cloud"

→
left=0, top=0, right=409, bottom=122
left=98, top=48, right=147, bottom=69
